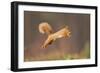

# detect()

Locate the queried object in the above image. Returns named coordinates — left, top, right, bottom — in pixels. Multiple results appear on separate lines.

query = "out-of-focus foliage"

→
left=25, top=42, right=90, bottom=61
left=63, top=42, right=90, bottom=60
left=80, top=42, right=90, bottom=58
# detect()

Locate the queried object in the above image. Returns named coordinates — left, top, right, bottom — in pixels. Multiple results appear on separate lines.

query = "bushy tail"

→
left=39, top=22, right=53, bottom=35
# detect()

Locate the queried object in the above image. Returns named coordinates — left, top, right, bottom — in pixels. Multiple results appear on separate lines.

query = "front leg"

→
left=42, top=35, right=54, bottom=48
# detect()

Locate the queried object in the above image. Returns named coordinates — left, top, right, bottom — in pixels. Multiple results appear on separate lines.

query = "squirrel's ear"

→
left=39, top=22, right=53, bottom=35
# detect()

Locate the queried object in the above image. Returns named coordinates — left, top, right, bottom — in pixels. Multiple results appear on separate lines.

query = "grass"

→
left=24, top=42, right=90, bottom=62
